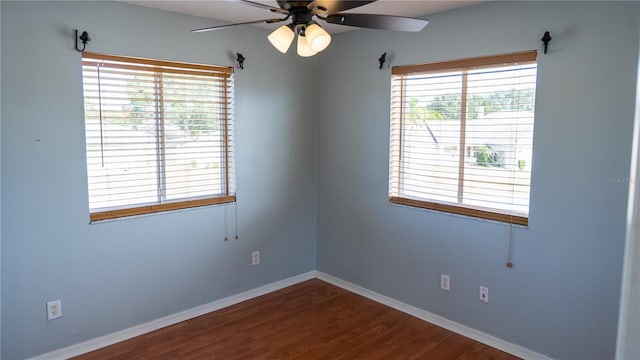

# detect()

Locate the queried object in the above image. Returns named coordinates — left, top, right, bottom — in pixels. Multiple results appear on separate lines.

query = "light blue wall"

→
left=0, top=2, right=3, bottom=357
left=0, top=1, right=316, bottom=358
left=2, top=1, right=639, bottom=359
left=316, top=1, right=639, bottom=359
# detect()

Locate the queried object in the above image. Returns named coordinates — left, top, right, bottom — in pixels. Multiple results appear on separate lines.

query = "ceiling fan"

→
left=192, top=0, right=429, bottom=57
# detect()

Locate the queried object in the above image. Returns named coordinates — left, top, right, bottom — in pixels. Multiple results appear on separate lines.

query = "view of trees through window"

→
left=405, top=89, right=535, bottom=123
left=116, top=75, right=221, bottom=136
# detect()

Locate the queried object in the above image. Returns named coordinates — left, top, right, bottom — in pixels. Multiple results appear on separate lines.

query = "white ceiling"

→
left=118, top=0, right=487, bottom=34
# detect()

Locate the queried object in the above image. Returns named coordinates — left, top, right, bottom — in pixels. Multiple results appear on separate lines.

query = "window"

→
left=389, top=51, right=537, bottom=225
left=82, top=53, right=235, bottom=221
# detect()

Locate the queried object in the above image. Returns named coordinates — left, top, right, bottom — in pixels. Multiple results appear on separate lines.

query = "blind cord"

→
left=224, top=203, right=228, bottom=241
left=234, top=201, right=239, bottom=240
left=506, top=223, right=514, bottom=268
left=96, top=64, right=105, bottom=167
left=506, top=88, right=524, bottom=268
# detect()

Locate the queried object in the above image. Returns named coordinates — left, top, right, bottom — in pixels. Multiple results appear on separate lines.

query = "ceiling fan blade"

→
left=325, top=13, right=428, bottom=32
left=192, top=17, right=288, bottom=33
left=239, top=0, right=290, bottom=15
left=308, top=0, right=377, bottom=14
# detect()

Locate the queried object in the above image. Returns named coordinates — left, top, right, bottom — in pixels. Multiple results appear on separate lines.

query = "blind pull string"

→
left=506, top=223, right=514, bottom=268
left=234, top=201, right=239, bottom=240
left=97, top=64, right=105, bottom=167
left=224, top=203, right=229, bottom=241
left=506, top=92, right=521, bottom=268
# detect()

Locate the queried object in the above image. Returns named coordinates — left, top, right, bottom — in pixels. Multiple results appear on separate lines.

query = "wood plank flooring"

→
left=73, top=279, right=519, bottom=359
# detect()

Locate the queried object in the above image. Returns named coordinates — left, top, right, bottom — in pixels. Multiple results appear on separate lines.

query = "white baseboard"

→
left=31, top=270, right=550, bottom=360
left=316, top=271, right=552, bottom=360
left=29, top=271, right=316, bottom=360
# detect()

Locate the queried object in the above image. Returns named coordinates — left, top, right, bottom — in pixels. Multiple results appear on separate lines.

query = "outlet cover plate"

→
left=46, top=300, right=62, bottom=320
left=479, top=286, right=489, bottom=303
left=440, top=274, right=450, bottom=291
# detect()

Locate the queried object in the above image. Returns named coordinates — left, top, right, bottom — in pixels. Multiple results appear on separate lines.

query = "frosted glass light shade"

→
left=297, top=34, right=317, bottom=57
left=305, top=23, right=331, bottom=52
left=268, top=25, right=295, bottom=53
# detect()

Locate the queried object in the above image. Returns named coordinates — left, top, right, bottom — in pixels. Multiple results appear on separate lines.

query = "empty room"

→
left=2, top=1, right=640, bottom=359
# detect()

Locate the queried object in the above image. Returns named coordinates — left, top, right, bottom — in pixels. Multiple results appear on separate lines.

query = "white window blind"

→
left=82, top=53, right=235, bottom=221
left=389, top=51, right=537, bottom=225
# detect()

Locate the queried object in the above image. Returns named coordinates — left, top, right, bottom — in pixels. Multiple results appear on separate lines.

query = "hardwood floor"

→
left=73, top=279, right=519, bottom=359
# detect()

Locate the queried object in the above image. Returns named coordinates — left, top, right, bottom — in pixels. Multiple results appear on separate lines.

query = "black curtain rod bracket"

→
left=74, top=29, right=91, bottom=52
left=378, top=52, right=387, bottom=70
left=236, top=52, right=246, bottom=70
left=541, top=31, right=552, bottom=54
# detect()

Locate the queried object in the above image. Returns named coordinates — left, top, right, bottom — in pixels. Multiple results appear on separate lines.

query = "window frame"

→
left=389, top=50, right=538, bottom=226
left=81, top=52, right=236, bottom=222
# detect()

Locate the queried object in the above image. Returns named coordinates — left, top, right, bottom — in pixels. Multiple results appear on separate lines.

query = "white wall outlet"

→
left=479, top=286, right=489, bottom=303
left=440, top=274, right=450, bottom=291
left=251, top=251, right=260, bottom=266
left=46, top=300, right=62, bottom=320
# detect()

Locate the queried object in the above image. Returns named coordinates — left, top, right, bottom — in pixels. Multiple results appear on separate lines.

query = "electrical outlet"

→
left=46, top=300, right=62, bottom=320
left=252, top=251, right=260, bottom=265
left=479, top=286, right=489, bottom=303
left=440, top=274, right=450, bottom=291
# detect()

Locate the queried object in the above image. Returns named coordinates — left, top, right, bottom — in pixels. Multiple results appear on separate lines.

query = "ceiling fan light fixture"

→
left=268, top=24, right=295, bottom=53
left=296, top=33, right=317, bottom=57
left=192, top=1, right=430, bottom=57
left=305, top=23, right=331, bottom=52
